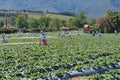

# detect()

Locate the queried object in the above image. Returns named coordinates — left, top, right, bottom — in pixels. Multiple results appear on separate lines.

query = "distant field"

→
left=0, top=10, right=74, bottom=21
left=46, top=14, right=74, bottom=20
left=28, top=13, right=43, bottom=19
left=28, top=13, right=74, bottom=20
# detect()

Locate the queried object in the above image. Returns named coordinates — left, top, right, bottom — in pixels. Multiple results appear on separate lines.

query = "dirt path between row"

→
left=69, top=76, right=88, bottom=80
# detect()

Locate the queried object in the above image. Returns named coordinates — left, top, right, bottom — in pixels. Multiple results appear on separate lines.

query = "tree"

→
left=51, top=19, right=63, bottom=30
left=15, top=14, right=28, bottom=29
left=8, top=16, right=16, bottom=25
left=0, top=19, right=4, bottom=28
left=87, top=18, right=96, bottom=25
left=39, top=16, right=51, bottom=28
left=96, top=16, right=113, bottom=33
left=107, top=10, right=120, bottom=32
left=97, top=10, right=120, bottom=33
left=29, top=18, right=39, bottom=28
left=70, top=11, right=87, bottom=28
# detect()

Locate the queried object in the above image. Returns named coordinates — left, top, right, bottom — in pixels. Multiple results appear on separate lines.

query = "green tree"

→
left=29, top=18, right=39, bottom=28
left=96, top=16, right=113, bottom=33
left=106, top=10, right=120, bottom=32
left=51, top=19, right=63, bottom=30
left=70, top=11, right=87, bottom=28
left=97, top=10, right=120, bottom=33
left=61, top=20, right=66, bottom=26
left=15, top=14, right=28, bottom=29
left=10, top=16, right=16, bottom=25
left=0, top=19, right=4, bottom=28
left=87, top=18, right=96, bottom=25
left=39, top=16, right=51, bottom=28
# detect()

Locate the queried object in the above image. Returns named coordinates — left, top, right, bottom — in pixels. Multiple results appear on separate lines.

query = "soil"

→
left=69, top=76, right=87, bottom=80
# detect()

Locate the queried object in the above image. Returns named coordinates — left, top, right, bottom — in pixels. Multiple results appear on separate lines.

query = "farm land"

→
left=0, top=32, right=120, bottom=80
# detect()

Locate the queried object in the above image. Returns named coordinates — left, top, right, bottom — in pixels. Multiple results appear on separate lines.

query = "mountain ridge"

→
left=0, top=0, right=119, bottom=18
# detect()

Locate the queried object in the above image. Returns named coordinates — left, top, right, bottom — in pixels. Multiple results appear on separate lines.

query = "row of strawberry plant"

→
left=0, top=33, right=120, bottom=79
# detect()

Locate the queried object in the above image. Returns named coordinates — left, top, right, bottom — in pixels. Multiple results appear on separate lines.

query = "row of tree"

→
left=0, top=10, right=75, bottom=17
left=0, top=10, right=120, bottom=33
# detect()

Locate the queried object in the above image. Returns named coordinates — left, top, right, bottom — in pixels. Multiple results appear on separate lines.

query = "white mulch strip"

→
left=0, top=42, right=39, bottom=46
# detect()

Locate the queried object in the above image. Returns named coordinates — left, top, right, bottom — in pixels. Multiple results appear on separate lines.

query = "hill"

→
left=0, top=0, right=119, bottom=18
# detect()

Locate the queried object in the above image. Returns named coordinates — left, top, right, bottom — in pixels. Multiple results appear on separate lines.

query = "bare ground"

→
left=69, top=76, right=88, bottom=80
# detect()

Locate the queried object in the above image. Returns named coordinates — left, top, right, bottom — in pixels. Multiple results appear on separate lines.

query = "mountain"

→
left=0, top=0, right=119, bottom=18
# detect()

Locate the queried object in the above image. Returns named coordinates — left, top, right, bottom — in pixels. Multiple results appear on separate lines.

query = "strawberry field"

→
left=0, top=33, right=120, bottom=80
